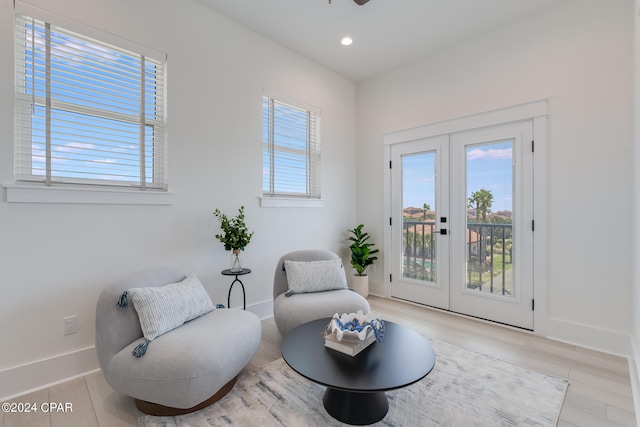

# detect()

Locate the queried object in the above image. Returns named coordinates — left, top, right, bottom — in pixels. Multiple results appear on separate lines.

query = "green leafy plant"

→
left=348, top=224, right=379, bottom=276
left=213, top=206, right=254, bottom=251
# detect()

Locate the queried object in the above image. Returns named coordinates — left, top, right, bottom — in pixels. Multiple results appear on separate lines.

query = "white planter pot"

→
left=352, top=275, right=369, bottom=298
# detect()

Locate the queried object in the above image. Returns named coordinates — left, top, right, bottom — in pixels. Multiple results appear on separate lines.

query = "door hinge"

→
left=532, top=140, right=535, bottom=152
left=532, top=220, right=535, bottom=231
left=532, top=299, right=535, bottom=311
left=389, top=160, right=392, bottom=169
left=389, top=274, right=393, bottom=282
left=389, top=217, right=392, bottom=226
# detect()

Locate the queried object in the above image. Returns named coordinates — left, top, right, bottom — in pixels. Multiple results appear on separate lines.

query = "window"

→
left=262, top=92, right=321, bottom=201
left=14, top=5, right=167, bottom=191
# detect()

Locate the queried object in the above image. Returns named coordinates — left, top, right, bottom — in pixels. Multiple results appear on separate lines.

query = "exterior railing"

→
left=403, top=221, right=437, bottom=282
left=403, top=221, right=513, bottom=295
left=466, top=223, right=512, bottom=295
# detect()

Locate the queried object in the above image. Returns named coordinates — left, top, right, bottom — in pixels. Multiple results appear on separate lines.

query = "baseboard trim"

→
left=245, top=299, right=274, bottom=320
left=545, top=317, right=633, bottom=358
left=628, top=341, right=640, bottom=427
left=0, top=300, right=274, bottom=402
left=0, top=346, right=99, bottom=402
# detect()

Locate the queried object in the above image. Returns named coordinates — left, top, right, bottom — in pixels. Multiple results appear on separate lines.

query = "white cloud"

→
left=467, top=148, right=512, bottom=161
left=55, top=142, right=95, bottom=152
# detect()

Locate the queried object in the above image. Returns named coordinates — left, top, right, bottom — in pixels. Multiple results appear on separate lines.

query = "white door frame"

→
left=383, top=100, right=548, bottom=335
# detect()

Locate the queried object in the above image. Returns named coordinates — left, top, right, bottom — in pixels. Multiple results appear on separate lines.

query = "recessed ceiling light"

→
left=341, top=36, right=353, bottom=46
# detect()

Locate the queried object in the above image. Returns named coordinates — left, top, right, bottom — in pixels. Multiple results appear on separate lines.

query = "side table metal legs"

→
left=221, top=268, right=250, bottom=310
left=227, top=277, right=246, bottom=310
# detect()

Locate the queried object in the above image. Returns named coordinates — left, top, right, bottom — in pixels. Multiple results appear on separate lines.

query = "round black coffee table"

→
left=281, top=318, right=435, bottom=425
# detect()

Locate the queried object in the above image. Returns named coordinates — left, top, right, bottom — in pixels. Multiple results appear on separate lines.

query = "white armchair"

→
left=273, top=250, right=370, bottom=336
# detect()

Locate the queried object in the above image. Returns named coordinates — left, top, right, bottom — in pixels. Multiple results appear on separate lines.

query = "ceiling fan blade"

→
left=354, top=0, right=370, bottom=5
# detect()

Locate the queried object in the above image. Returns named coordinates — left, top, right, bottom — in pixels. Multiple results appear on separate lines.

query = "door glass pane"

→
left=465, top=140, right=514, bottom=297
left=402, top=152, right=437, bottom=283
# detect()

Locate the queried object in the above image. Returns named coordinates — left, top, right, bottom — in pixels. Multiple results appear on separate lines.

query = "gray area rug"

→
left=139, top=340, right=568, bottom=426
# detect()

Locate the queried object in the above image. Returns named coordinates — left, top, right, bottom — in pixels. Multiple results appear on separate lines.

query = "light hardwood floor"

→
left=2, top=296, right=637, bottom=426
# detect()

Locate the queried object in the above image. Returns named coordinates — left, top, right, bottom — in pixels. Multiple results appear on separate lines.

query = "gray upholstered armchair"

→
left=95, top=267, right=261, bottom=415
left=273, top=250, right=370, bottom=336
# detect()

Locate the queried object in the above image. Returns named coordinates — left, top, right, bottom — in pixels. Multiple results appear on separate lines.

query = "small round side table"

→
left=221, top=268, right=251, bottom=310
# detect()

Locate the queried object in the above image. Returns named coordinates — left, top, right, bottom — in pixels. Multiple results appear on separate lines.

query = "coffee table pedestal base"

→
left=322, top=388, right=389, bottom=425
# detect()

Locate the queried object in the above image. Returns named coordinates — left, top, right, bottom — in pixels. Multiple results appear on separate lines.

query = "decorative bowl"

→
left=325, top=310, right=385, bottom=343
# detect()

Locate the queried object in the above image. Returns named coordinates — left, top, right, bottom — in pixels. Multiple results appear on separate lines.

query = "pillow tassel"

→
left=132, top=340, right=150, bottom=357
left=117, top=291, right=128, bottom=308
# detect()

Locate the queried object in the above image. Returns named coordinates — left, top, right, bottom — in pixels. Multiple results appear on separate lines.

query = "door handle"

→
left=434, top=229, right=448, bottom=235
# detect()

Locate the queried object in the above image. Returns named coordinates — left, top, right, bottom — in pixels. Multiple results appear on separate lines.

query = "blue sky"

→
left=402, top=140, right=513, bottom=213
left=24, top=18, right=158, bottom=183
left=466, top=140, right=513, bottom=213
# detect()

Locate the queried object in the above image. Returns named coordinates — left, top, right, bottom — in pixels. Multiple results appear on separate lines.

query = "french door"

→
left=390, top=121, right=534, bottom=330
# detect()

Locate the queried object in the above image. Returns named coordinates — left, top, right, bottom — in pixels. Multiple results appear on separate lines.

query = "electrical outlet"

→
left=63, top=316, right=77, bottom=335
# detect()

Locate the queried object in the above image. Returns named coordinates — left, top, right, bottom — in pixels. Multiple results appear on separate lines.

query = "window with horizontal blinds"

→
left=14, top=9, right=167, bottom=190
left=262, top=94, right=321, bottom=199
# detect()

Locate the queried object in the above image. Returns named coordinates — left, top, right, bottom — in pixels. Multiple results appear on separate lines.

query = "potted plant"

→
left=347, top=224, right=379, bottom=298
left=213, top=206, right=254, bottom=272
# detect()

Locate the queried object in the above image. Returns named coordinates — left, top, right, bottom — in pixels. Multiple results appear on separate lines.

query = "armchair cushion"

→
left=123, top=274, right=214, bottom=342
left=284, top=258, right=347, bottom=295
left=274, top=289, right=370, bottom=336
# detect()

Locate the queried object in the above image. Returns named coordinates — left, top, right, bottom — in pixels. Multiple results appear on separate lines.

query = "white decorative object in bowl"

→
left=324, top=311, right=385, bottom=356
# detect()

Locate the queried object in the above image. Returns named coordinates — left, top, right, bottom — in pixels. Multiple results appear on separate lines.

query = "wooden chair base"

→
left=135, top=376, right=237, bottom=416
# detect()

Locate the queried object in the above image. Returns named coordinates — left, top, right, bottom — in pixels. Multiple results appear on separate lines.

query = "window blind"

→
left=262, top=95, right=321, bottom=199
left=14, top=9, right=167, bottom=190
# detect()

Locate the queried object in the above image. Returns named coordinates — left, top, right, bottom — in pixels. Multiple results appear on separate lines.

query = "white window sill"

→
left=259, top=196, right=324, bottom=208
left=3, top=184, right=175, bottom=205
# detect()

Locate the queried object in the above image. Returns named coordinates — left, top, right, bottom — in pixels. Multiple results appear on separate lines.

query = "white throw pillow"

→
left=125, top=274, right=214, bottom=341
left=284, top=259, right=348, bottom=295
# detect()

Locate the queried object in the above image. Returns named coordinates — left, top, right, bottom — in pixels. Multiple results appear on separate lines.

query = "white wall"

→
left=357, top=0, right=634, bottom=353
left=632, top=0, right=640, bottom=414
left=0, top=0, right=357, bottom=398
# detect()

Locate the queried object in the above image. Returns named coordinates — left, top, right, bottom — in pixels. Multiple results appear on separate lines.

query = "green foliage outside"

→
left=467, top=188, right=494, bottom=223
left=402, top=188, right=515, bottom=294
